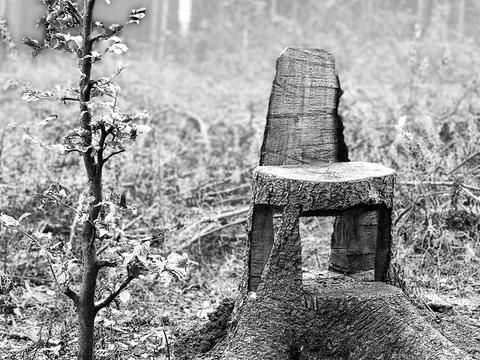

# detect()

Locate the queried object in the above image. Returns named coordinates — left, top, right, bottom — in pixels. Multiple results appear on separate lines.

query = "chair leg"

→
left=374, top=206, right=392, bottom=282
left=330, top=207, right=377, bottom=273
left=247, top=205, right=275, bottom=292
left=259, top=204, right=302, bottom=300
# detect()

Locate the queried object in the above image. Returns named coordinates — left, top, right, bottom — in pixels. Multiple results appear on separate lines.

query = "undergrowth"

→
left=1, top=2, right=479, bottom=358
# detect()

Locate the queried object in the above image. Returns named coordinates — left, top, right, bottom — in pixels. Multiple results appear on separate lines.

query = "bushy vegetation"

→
left=1, top=1, right=479, bottom=359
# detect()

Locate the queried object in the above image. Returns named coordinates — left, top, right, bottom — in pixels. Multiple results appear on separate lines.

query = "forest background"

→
left=0, top=0, right=479, bottom=359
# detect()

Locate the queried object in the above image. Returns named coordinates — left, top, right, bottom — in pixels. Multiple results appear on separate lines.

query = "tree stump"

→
left=174, top=48, right=472, bottom=360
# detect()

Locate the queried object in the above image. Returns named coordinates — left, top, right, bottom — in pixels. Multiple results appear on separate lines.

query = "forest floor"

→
left=1, top=40, right=480, bottom=359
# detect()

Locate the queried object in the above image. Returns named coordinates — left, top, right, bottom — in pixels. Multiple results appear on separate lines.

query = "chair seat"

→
left=252, top=161, right=395, bottom=213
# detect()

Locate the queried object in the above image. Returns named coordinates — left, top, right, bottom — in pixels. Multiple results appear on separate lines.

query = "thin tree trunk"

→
left=178, top=0, right=192, bottom=36
left=270, top=0, right=277, bottom=20
left=457, top=0, right=465, bottom=38
left=158, top=0, right=170, bottom=59
left=77, top=1, right=102, bottom=359
left=149, top=0, right=160, bottom=46
left=417, top=0, right=424, bottom=26
left=0, top=0, right=6, bottom=18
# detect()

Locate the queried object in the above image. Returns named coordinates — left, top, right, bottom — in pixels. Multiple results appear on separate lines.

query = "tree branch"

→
left=60, top=96, right=80, bottom=102
left=89, top=27, right=123, bottom=44
left=96, top=259, right=116, bottom=269
left=45, top=252, right=79, bottom=306
left=462, top=187, right=480, bottom=204
left=64, top=148, right=87, bottom=155
left=96, top=244, right=109, bottom=257
left=94, top=274, right=135, bottom=313
left=103, top=149, right=125, bottom=163
left=64, top=286, right=80, bottom=306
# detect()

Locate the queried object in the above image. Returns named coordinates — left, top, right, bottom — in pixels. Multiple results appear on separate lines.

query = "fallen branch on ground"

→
left=179, top=217, right=247, bottom=251
left=399, top=181, right=480, bottom=192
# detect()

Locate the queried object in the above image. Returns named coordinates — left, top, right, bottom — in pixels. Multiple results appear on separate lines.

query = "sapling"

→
left=0, top=1, right=188, bottom=359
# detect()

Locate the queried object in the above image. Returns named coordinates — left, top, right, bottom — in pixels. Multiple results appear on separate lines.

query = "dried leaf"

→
left=108, top=42, right=128, bottom=55
left=118, top=290, right=131, bottom=304
left=40, top=114, right=58, bottom=126
left=0, top=214, right=20, bottom=228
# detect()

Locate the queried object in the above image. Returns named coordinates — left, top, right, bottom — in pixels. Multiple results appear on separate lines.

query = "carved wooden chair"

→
left=245, top=48, right=395, bottom=297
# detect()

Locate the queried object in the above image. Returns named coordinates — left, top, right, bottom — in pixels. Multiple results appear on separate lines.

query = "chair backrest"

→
left=259, top=47, right=348, bottom=166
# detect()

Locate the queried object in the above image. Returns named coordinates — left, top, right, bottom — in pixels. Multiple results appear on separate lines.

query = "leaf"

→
left=165, top=252, right=189, bottom=280
left=90, top=50, right=102, bottom=62
left=108, top=24, right=123, bottom=34
left=3, top=79, right=19, bottom=91
left=58, top=188, right=67, bottom=199
left=40, top=114, right=58, bottom=126
left=22, top=37, right=40, bottom=49
left=97, top=226, right=111, bottom=239
left=67, top=35, right=83, bottom=49
left=160, top=271, right=174, bottom=287
left=49, top=144, right=68, bottom=155
left=22, top=87, right=57, bottom=102
left=105, top=0, right=111, bottom=4
left=118, top=290, right=131, bottom=304
left=128, top=8, right=147, bottom=24
left=135, top=124, right=152, bottom=134
left=110, top=36, right=122, bottom=43
left=108, top=42, right=128, bottom=55
left=0, top=214, right=19, bottom=228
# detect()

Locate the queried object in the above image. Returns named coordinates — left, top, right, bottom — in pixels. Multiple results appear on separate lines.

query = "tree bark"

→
left=177, top=267, right=472, bottom=360
left=174, top=47, right=473, bottom=360
left=77, top=1, right=102, bottom=359
left=149, top=0, right=160, bottom=46
left=158, top=0, right=170, bottom=59
left=219, top=277, right=471, bottom=360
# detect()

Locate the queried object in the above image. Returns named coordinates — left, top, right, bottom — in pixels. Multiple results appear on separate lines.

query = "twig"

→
left=179, top=218, right=246, bottom=251
left=399, top=181, right=457, bottom=187
left=399, top=181, right=480, bottom=192
left=96, top=243, right=109, bottom=257
left=448, top=151, right=480, bottom=175
left=462, top=187, right=480, bottom=204
left=45, top=252, right=79, bottom=305
left=214, top=207, right=249, bottom=221
left=15, top=229, right=80, bottom=303
left=123, top=214, right=144, bottom=231
left=103, top=149, right=125, bottom=163
left=437, top=78, right=477, bottom=121
left=163, top=329, right=171, bottom=360
left=205, top=184, right=250, bottom=198
left=94, top=274, right=135, bottom=313
left=394, top=204, right=414, bottom=227
left=214, top=196, right=250, bottom=206
left=461, top=184, right=480, bottom=192
left=96, top=259, right=117, bottom=269
left=60, top=96, right=80, bottom=102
